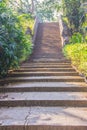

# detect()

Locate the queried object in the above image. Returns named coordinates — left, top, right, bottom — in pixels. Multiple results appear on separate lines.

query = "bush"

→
left=0, top=1, right=34, bottom=77
left=69, top=33, right=83, bottom=43
left=63, top=43, right=87, bottom=76
left=18, top=14, right=34, bottom=32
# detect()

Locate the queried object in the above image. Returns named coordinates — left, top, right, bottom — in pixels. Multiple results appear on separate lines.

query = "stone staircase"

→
left=0, top=22, right=87, bottom=130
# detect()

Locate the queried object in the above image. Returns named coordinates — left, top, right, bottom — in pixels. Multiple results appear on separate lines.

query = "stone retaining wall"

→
left=58, top=15, right=70, bottom=46
left=33, top=16, right=42, bottom=44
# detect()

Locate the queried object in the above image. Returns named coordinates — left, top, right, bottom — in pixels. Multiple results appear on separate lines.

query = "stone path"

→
left=0, top=22, right=87, bottom=130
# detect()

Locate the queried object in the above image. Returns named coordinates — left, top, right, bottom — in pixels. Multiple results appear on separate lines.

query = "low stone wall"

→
left=58, top=15, right=64, bottom=46
left=32, top=16, right=41, bottom=44
left=58, top=15, right=70, bottom=46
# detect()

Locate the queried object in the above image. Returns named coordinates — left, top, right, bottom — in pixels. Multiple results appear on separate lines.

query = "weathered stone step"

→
left=1, top=82, right=86, bottom=88
left=15, top=68, right=76, bottom=72
left=0, top=82, right=87, bottom=92
left=8, top=72, right=79, bottom=77
left=0, top=107, right=87, bottom=130
left=31, top=60, right=71, bottom=63
left=22, top=62, right=71, bottom=66
left=0, top=86, right=87, bottom=93
left=0, top=76, right=84, bottom=85
left=20, top=65, right=72, bottom=68
left=1, top=125, right=87, bottom=130
left=31, top=57, right=67, bottom=60
left=0, top=92, right=87, bottom=107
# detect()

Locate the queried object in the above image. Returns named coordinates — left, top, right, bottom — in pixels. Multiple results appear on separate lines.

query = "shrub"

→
left=0, top=1, right=33, bottom=77
left=69, top=33, right=83, bottom=43
left=18, top=14, right=34, bottom=32
left=63, top=43, right=87, bottom=76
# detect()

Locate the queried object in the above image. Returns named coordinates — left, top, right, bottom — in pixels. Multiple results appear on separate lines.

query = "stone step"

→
left=0, top=81, right=87, bottom=93
left=1, top=125, right=87, bottom=130
left=20, top=65, right=72, bottom=68
left=31, top=57, right=67, bottom=60
left=31, top=60, right=71, bottom=63
left=0, top=76, right=84, bottom=85
left=22, top=63, right=71, bottom=66
left=0, top=92, right=87, bottom=107
left=8, top=72, right=79, bottom=77
left=0, top=86, right=87, bottom=93
left=0, top=107, right=87, bottom=130
left=1, top=81, right=86, bottom=87
left=14, top=68, right=76, bottom=72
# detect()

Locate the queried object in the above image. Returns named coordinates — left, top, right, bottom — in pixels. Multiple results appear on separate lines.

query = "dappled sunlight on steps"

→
left=0, top=22, right=87, bottom=130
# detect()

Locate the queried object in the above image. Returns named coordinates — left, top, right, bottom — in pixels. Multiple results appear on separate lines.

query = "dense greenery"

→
left=0, top=0, right=34, bottom=77
left=62, top=0, right=85, bottom=32
left=8, top=0, right=61, bottom=21
left=8, top=0, right=36, bottom=15
left=63, top=42, right=87, bottom=76
left=0, top=0, right=87, bottom=77
left=35, top=0, right=61, bottom=21
left=63, top=0, right=87, bottom=76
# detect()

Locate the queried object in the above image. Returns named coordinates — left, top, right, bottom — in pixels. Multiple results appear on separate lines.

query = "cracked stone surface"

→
left=0, top=107, right=31, bottom=126
left=27, top=107, right=87, bottom=125
left=0, top=107, right=87, bottom=126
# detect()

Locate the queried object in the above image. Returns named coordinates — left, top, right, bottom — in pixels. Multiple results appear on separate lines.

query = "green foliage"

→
left=62, top=17, right=69, bottom=26
left=62, top=0, right=85, bottom=32
left=0, top=1, right=33, bottom=77
left=81, top=14, right=87, bottom=38
left=70, top=33, right=83, bottom=43
left=8, top=0, right=34, bottom=14
left=63, top=43, right=87, bottom=76
left=8, top=0, right=61, bottom=21
left=63, top=1, right=87, bottom=76
left=18, top=14, right=34, bottom=32
left=36, top=0, right=61, bottom=21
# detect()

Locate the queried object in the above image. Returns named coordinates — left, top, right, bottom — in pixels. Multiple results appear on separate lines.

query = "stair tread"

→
left=1, top=82, right=87, bottom=88
left=10, top=71, right=78, bottom=75
left=0, top=107, right=87, bottom=126
left=0, top=92, right=87, bottom=101
left=19, top=67, right=75, bottom=70
left=0, top=76, right=83, bottom=81
left=10, top=71, right=78, bottom=73
left=32, top=59, right=70, bottom=62
left=21, top=64, right=72, bottom=66
left=8, top=72, right=79, bottom=77
left=0, top=82, right=87, bottom=93
left=0, top=76, right=84, bottom=84
left=22, top=62, right=71, bottom=65
left=20, top=65, right=72, bottom=68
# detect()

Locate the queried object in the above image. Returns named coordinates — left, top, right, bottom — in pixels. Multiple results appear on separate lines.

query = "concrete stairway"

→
left=0, top=23, right=87, bottom=130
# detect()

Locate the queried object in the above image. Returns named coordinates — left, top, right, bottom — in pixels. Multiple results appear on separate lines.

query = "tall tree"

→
left=62, top=0, right=85, bottom=32
left=8, top=0, right=36, bottom=15
left=35, top=0, right=61, bottom=21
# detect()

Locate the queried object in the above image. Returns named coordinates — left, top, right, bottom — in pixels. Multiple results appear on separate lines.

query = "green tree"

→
left=62, top=0, right=85, bottom=32
left=8, top=0, right=37, bottom=15
left=35, top=0, right=61, bottom=21
left=0, top=0, right=33, bottom=77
